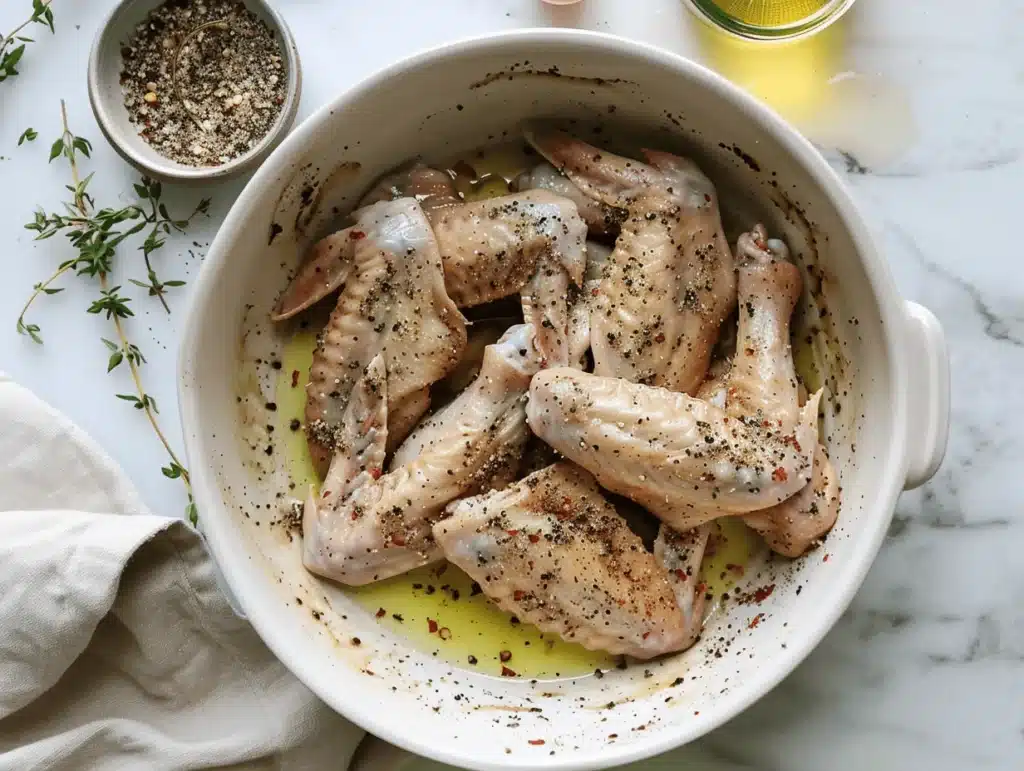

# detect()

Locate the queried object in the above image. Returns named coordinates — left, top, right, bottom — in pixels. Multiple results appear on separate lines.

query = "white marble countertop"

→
left=1, top=1, right=1021, bottom=769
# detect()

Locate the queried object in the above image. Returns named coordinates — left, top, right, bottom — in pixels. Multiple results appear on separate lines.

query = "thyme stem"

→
left=20, top=100, right=200, bottom=523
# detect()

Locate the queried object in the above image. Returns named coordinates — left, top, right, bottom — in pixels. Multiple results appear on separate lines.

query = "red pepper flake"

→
left=528, top=533, right=540, bottom=543
left=752, top=583, right=775, bottom=603
left=499, top=650, right=512, bottom=662
left=350, top=230, right=366, bottom=240
left=375, top=607, right=386, bottom=618
left=642, top=631, right=650, bottom=639
left=513, top=590, right=525, bottom=602
left=823, top=553, right=830, bottom=562
left=704, top=193, right=711, bottom=202
left=438, top=627, right=452, bottom=640
left=506, top=529, right=519, bottom=536
left=772, top=467, right=788, bottom=482
left=748, top=613, right=765, bottom=629
left=369, top=467, right=382, bottom=480
left=291, top=370, right=300, bottom=387
left=501, top=666, right=518, bottom=677
left=528, top=739, right=545, bottom=746
left=694, top=711, right=700, bottom=716
left=674, top=568, right=687, bottom=581
left=654, top=333, right=665, bottom=343
left=427, top=618, right=438, bottom=634
left=590, top=287, right=600, bottom=297
left=390, top=534, right=406, bottom=546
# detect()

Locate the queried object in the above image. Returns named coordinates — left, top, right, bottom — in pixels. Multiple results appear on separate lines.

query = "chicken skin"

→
left=357, top=160, right=462, bottom=216
left=429, top=190, right=586, bottom=366
left=302, top=324, right=541, bottom=586
left=654, top=523, right=712, bottom=649
left=275, top=165, right=587, bottom=368
left=726, top=226, right=802, bottom=427
left=524, top=128, right=736, bottom=394
left=513, top=162, right=626, bottom=238
left=725, top=226, right=840, bottom=556
left=526, top=367, right=820, bottom=528
left=435, top=462, right=693, bottom=659
left=566, top=240, right=613, bottom=369
left=744, top=442, right=839, bottom=557
left=295, top=198, right=466, bottom=474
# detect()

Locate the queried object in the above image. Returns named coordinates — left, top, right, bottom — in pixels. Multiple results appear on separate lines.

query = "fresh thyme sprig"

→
left=17, top=101, right=209, bottom=525
left=1, top=0, right=55, bottom=83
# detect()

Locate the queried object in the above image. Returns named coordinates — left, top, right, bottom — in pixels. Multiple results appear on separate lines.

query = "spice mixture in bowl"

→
left=89, top=0, right=301, bottom=182
left=120, top=0, right=287, bottom=167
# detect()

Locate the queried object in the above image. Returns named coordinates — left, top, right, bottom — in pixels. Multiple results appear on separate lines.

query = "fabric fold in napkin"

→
left=0, top=373, right=364, bottom=771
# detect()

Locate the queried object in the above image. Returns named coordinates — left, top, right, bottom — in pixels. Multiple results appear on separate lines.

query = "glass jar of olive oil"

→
left=684, top=0, right=857, bottom=40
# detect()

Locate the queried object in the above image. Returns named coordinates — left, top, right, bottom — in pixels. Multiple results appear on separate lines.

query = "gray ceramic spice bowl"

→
left=88, top=0, right=301, bottom=183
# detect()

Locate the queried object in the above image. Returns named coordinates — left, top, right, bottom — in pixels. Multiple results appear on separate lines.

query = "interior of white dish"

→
left=180, top=34, right=906, bottom=770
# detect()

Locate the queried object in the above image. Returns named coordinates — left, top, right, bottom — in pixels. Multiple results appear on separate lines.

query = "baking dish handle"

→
left=902, top=302, right=950, bottom=489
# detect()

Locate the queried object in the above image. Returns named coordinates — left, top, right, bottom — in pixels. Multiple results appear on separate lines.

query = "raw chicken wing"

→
left=302, top=324, right=541, bottom=585
left=295, top=198, right=467, bottom=475
left=525, top=128, right=735, bottom=394
left=526, top=367, right=820, bottom=528
left=430, top=190, right=586, bottom=366
left=654, top=523, right=712, bottom=649
left=435, top=462, right=692, bottom=659
left=514, top=162, right=625, bottom=238
left=276, top=164, right=587, bottom=367
left=725, top=225, right=840, bottom=555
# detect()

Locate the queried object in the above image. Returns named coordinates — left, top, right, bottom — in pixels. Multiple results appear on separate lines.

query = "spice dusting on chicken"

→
left=267, top=127, right=841, bottom=669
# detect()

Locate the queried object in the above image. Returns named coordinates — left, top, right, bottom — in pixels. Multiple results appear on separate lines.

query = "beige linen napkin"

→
left=0, top=373, right=364, bottom=770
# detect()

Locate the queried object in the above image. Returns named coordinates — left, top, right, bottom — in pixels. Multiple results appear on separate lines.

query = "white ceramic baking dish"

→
left=178, top=30, right=949, bottom=771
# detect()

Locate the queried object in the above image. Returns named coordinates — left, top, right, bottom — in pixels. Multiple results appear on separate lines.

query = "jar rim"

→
left=683, top=0, right=858, bottom=41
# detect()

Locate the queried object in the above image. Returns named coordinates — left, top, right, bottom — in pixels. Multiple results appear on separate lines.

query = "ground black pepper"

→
left=120, top=0, right=286, bottom=167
